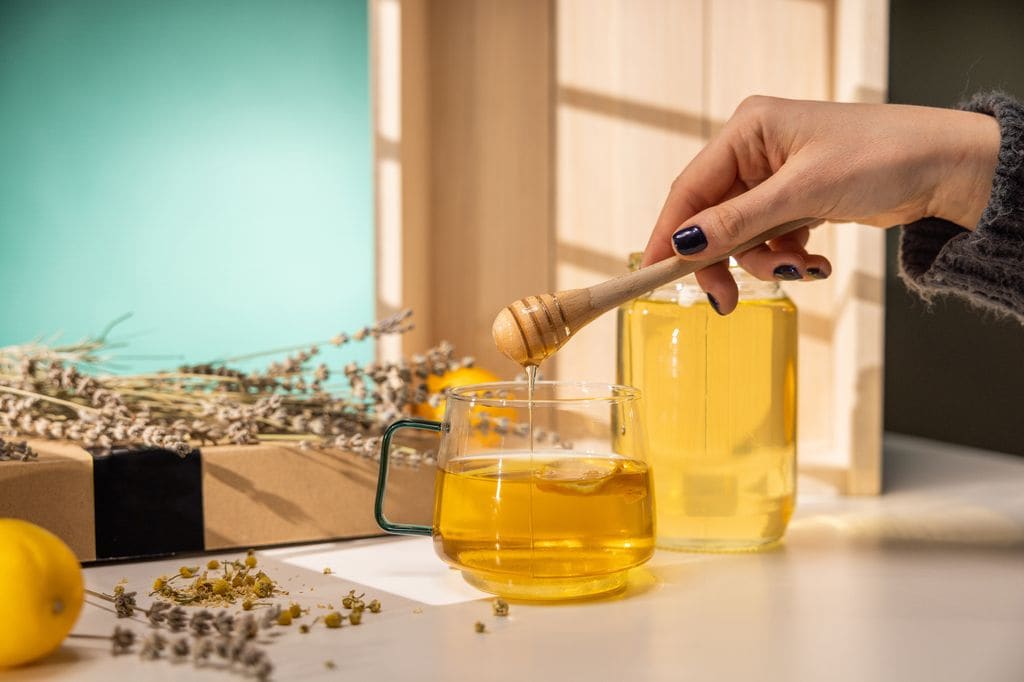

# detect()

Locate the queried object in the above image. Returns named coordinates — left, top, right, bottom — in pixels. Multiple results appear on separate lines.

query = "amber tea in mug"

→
left=376, top=381, right=655, bottom=600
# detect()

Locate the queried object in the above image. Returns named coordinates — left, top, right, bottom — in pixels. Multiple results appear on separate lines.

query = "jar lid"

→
left=626, top=252, right=739, bottom=270
left=625, top=252, right=785, bottom=303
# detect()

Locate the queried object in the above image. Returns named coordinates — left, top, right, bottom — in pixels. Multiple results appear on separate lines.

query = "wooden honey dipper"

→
left=492, top=218, right=814, bottom=366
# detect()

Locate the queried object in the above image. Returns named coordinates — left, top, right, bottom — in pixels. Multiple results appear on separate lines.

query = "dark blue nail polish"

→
left=773, top=265, right=802, bottom=281
left=807, top=267, right=828, bottom=280
left=671, top=225, right=708, bottom=255
left=706, top=293, right=724, bottom=315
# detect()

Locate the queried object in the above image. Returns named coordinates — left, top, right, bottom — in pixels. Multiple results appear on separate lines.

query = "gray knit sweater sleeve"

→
left=899, top=92, right=1024, bottom=321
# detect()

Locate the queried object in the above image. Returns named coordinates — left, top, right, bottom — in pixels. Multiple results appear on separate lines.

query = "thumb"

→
left=668, top=170, right=803, bottom=260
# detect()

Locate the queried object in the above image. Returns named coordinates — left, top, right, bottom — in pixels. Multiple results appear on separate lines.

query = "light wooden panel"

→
left=373, top=0, right=552, bottom=372
left=372, top=0, right=433, bottom=359
left=705, top=0, right=840, bottom=484
left=555, top=0, right=706, bottom=384
left=830, top=0, right=889, bottom=494
left=426, top=0, right=553, bottom=376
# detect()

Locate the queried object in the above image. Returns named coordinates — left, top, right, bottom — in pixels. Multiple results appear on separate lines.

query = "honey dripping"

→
left=524, top=364, right=538, bottom=452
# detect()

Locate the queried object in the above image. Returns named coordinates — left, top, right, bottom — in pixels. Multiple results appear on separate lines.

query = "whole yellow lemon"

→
left=0, top=519, right=84, bottom=668
left=415, top=366, right=502, bottom=420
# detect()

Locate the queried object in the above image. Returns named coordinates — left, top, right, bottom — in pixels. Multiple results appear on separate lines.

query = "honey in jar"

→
left=617, top=258, right=797, bottom=551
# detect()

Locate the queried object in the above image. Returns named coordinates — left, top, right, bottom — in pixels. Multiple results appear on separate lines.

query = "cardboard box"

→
left=0, top=440, right=96, bottom=559
left=0, top=439, right=435, bottom=563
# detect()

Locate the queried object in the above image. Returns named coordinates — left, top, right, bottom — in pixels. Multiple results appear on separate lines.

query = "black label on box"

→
left=92, top=447, right=204, bottom=560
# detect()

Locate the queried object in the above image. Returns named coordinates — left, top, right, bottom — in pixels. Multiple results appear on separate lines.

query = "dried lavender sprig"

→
left=212, top=610, right=234, bottom=636
left=86, top=587, right=181, bottom=625
left=212, top=308, right=414, bottom=366
left=166, top=606, right=188, bottom=632
left=139, top=632, right=168, bottom=660
left=189, top=609, right=215, bottom=637
left=0, top=437, right=36, bottom=461
left=0, top=313, right=133, bottom=372
left=170, top=636, right=191, bottom=661
left=67, top=626, right=137, bottom=656
left=1, top=309, right=460, bottom=462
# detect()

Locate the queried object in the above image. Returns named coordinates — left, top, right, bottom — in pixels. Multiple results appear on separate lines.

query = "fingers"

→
left=695, top=261, right=738, bottom=315
left=668, top=166, right=805, bottom=262
left=770, top=225, right=811, bottom=250
left=641, top=135, right=741, bottom=267
left=802, top=253, right=832, bottom=279
left=734, top=244, right=833, bottom=281
left=735, top=244, right=808, bottom=280
left=733, top=224, right=832, bottom=281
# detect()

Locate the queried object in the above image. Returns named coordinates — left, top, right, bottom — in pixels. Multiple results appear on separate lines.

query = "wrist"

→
left=930, top=110, right=1000, bottom=230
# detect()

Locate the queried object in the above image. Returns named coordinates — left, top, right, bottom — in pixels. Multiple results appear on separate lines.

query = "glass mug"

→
left=375, top=381, right=655, bottom=600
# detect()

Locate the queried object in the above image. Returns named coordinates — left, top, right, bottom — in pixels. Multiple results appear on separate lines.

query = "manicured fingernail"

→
left=706, top=293, right=724, bottom=315
left=671, top=225, right=708, bottom=255
left=773, top=265, right=803, bottom=280
left=807, top=267, right=829, bottom=280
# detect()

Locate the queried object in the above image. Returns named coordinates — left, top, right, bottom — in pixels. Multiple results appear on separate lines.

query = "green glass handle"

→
left=374, top=418, right=442, bottom=536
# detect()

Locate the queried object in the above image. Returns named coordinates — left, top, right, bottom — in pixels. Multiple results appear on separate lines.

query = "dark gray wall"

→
left=886, top=0, right=1024, bottom=456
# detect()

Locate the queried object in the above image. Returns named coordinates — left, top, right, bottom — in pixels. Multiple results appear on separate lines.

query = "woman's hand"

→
left=641, top=96, right=1000, bottom=314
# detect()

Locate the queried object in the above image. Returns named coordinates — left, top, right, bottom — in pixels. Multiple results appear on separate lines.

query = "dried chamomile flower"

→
left=324, top=612, right=343, bottom=628
left=368, top=599, right=382, bottom=614
left=348, top=609, right=362, bottom=625
left=288, top=602, right=302, bottom=618
left=322, top=567, right=332, bottom=575
left=474, top=621, right=487, bottom=633
left=244, top=551, right=258, bottom=569
left=276, top=611, right=292, bottom=626
left=299, top=624, right=311, bottom=634
left=143, top=551, right=285, bottom=608
left=492, top=598, right=509, bottom=617
left=207, top=559, right=220, bottom=570
left=341, top=589, right=365, bottom=610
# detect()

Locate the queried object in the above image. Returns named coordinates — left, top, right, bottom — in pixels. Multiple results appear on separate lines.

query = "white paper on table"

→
left=262, top=537, right=487, bottom=606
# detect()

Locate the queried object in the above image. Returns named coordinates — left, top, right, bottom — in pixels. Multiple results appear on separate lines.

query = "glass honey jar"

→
left=616, top=255, right=797, bottom=551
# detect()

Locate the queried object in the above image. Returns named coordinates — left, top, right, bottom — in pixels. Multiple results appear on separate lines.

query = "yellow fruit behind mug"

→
left=0, top=519, right=84, bottom=668
left=415, top=366, right=502, bottom=421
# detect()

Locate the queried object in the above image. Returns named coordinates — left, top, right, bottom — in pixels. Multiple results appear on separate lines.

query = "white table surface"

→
left=10, top=433, right=1024, bottom=681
